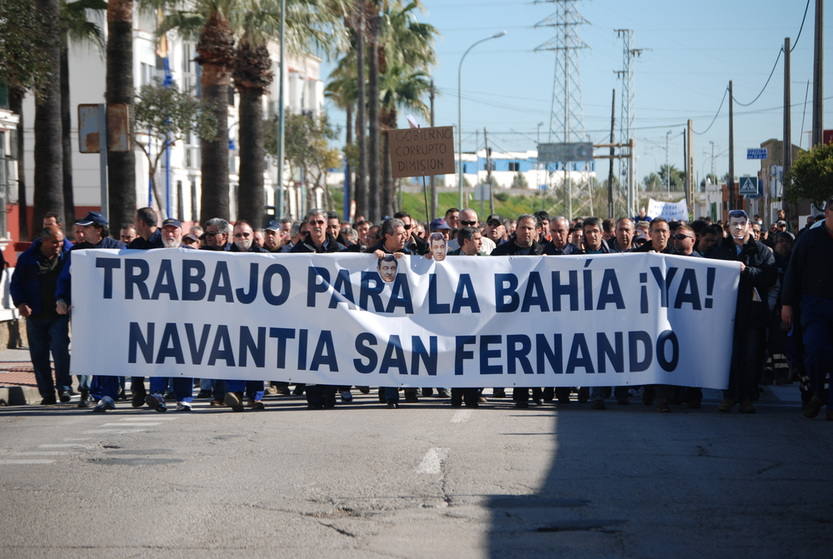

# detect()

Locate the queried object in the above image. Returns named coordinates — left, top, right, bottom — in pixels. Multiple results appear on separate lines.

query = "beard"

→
left=235, top=239, right=253, bottom=251
left=162, top=237, right=180, bottom=248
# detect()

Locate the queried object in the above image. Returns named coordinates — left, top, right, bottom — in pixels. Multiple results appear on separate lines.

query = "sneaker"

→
left=40, top=396, right=57, bottom=405
left=175, top=401, right=192, bottom=412
left=59, top=391, right=71, bottom=403
left=224, top=392, right=244, bottom=412
left=77, top=397, right=90, bottom=409
left=92, top=395, right=116, bottom=413
left=145, top=393, right=167, bottom=413
left=131, top=389, right=146, bottom=408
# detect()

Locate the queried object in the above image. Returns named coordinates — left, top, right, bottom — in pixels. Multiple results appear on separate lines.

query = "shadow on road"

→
left=485, top=400, right=833, bottom=558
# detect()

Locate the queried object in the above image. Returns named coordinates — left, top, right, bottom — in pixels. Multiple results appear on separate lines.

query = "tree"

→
left=133, top=83, right=217, bottom=217
left=786, top=142, right=833, bottom=205
left=233, top=33, right=272, bottom=226
left=61, top=0, right=106, bottom=231
left=32, top=0, right=64, bottom=231
left=106, top=0, right=136, bottom=232
left=511, top=172, right=528, bottom=189
left=267, top=112, right=339, bottom=210
left=0, top=0, right=53, bottom=238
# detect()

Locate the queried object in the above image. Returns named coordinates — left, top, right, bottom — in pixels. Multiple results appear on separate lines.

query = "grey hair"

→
left=204, top=217, right=231, bottom=235
left=305, top=208, right=327, bottom=222
left=381, top=218, right=405, bottom=238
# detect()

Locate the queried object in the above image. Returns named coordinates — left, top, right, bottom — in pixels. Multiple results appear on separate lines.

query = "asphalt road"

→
left=1, top=390, right=831, bottom=558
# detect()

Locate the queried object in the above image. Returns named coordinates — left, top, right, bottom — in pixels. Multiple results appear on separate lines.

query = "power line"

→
left=790, top=0, right=812, bottom=53
left=733, top=48, right=783, bottom=107
left=693, top=87, right=728, bottom=135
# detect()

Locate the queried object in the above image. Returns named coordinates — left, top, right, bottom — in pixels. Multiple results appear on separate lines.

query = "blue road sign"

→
left=739, top=176, right=760, bottom=197
left=747, top=148, right=768, bottom=159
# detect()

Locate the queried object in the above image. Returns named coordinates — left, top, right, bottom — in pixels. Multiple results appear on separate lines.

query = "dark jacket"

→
left=56, top=236, right=125, bottom=304
left=630, top=241, right=677, bottom=254
left=11, top=240, right=73, bottom=317
left=491, top=239, right=554, bottom=256
left=291, top=234, right=345, bottom=253
left=706, top=236, right=776, bottom=324
left=573, top=240, right=613, bottom=255
left=128, top=229, right=163, bottom=249
left=366, top=241, right=411, bottom=255
left=229, top=243, right=268, bottom=253
left=780, top=222, right=833, bottom=306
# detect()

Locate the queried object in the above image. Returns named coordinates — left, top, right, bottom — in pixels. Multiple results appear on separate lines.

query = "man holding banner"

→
left=707, top=210, right=776, bottom=414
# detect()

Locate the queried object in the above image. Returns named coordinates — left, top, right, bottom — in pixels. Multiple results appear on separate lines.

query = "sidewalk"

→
left=0, top=347, right=38, bottom=405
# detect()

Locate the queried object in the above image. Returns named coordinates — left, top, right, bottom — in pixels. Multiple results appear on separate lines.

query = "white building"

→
left=22, top=7, right=325, bottom=225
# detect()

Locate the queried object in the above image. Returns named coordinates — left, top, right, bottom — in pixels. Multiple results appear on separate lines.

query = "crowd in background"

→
left=9, top=199, right=832, bottom=419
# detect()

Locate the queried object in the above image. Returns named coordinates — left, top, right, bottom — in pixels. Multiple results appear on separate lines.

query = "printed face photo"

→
left=377, top=256, right=398, bottom=283
left=429, top=232, right=447, bottom=262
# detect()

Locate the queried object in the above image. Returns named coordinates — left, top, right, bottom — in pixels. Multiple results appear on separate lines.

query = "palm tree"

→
left=61, top=0, right=106, bottom=230
left=233, top=0, right=345, bottom=225
left=233, top=32, right=271, bottom=226
left=378, top=62, right=430, bottom=216
left=33, top=0, right=64, bottom=230
left=106, top=0, right=136, bottom=231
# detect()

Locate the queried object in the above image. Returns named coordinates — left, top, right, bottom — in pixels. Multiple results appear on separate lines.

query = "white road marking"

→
left=38, top=443, right=94, bottom=449
left=416, top=447, right=449, bottom=474
left=83, top=429, right=148, bottom=435
left=118, top=417, right=179, bottom=421
left=13, top=451, right=71, bottom=456
left=0, top=459, right=55, bottom=465
left=100, top=422, right=161, bottom=427
left=63, top=438, right=91, bottom=441
left=450, top=410, right=472, bottom=424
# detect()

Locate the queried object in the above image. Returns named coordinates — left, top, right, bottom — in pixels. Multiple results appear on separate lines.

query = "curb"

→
left=0, top=384, right=41, bottom=406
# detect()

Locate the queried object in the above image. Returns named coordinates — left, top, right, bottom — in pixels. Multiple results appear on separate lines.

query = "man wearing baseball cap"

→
left=55, top=211, right=126, bottom=412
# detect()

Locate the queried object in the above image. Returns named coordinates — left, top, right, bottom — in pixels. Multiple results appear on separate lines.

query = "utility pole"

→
left=728, top=80, right=735, bottom=211
left=812, top=0, right=824, bottom=147
left=429, top=81, right=437, bottom=219
left=784, top=36, right=791, bottom=216
left=607, top=89, right=616, bottom=218
left=484, top=127, right=493, bottom=216
left=709, top=141, right=715, bottom=178
left=665, top=130, right=671, bottom=192
left=686, top=120, right=694, bottom=211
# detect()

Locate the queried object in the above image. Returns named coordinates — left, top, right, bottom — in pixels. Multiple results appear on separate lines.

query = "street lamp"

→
left=457, top=31, right=507, bottom=208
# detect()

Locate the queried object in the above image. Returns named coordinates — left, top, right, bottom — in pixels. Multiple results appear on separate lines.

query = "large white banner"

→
left=71, top=250, right=740, bottom=389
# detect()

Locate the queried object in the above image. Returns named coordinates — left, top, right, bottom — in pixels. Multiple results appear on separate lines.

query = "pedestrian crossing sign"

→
left=739, top=176, right=760, bottom=197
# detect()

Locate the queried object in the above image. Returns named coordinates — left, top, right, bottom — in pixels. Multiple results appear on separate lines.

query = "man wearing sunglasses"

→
left=672, top=224, right=700, bottom=257
left=293, top=209, right=346, bottom=408
left=393, top=211, right=428, bottom=255
left=781, top=198, right=833, bottom=420
left=447, top=209, right=496, bottom=255
left=707, top=209, right=776, bottom=414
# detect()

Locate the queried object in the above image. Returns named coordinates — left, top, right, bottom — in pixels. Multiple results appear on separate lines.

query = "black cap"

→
left=75, top=211, right=108, bottom=227
left=161, top=218, right=182, bottom=228
left=265, top=219, right=281, bottom=232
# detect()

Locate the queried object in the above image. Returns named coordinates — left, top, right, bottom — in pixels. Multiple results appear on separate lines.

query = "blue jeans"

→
left=225, top=380, right=265, bottom=401
left=26, top=315, right=71, bottom=398
left=150, top=377, right=194, bottom=402
left=90, top=376, right=120, bottom=400
left=801, top=295, right=833, bottom=407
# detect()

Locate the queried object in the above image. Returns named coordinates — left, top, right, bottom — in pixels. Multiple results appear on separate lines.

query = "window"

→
left=508, top=161, right=520, bottom=172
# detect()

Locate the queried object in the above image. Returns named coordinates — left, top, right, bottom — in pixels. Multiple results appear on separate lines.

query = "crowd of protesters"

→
left=9, top=199, right=832, bottom=420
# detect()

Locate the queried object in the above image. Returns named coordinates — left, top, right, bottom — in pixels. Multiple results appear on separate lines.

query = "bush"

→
left=494, top=191, right=509, bottom=202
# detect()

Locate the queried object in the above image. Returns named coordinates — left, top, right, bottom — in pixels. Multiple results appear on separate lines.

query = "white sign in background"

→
left=71, top=250, right=740, bottom=389
left=647, top=198, right=689, bottom=221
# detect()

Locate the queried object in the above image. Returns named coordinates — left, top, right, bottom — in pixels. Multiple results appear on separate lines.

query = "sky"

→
left=322, top=0, right=832, bottom=184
